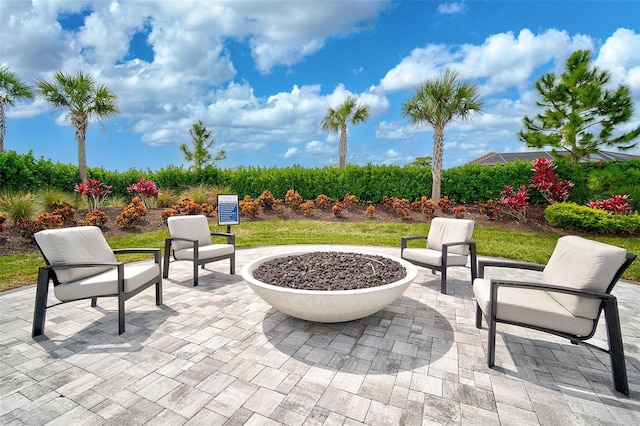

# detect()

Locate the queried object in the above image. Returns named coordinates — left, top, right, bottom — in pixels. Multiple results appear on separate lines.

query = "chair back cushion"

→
left=542, top=236, right=627, bottom=319
left=426, top=217, right=475, bottom=255
left=167, top=215, right=212, bottom=251
left=34, top=226, right=116, bottom=283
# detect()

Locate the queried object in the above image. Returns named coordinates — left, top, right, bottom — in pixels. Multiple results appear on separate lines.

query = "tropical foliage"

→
left=36, top=70, right=119, bottom=182
left=321, top=95, right=369, bottom=169
left=0, top=66, right=34, bottom=152
left=402, top=69, right=484, bottom=202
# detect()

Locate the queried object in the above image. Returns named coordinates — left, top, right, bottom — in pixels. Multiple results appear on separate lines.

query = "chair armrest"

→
left=401, top=235, right=427, bottom=249
left=165, top=237, right=197, bottom=243
left=478, top=259, right=545, bottom=278
left=113, top=248, right=162, bottom=263
left=211, top=232, right=235, bottom=245
left=489, top=278, right=613, bottom=300
left=442, top=241, right=473, bottom=248
left=44, top=261, right=123, bottom=271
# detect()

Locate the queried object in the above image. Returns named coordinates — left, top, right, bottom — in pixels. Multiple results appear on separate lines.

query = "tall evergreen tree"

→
left=519, top=50, right=640, bottom=164
left=180, top=120, right=226, bottom=175
left=321, top=95, right=369, bottom=168
left=0, top=66, right=34, bottom=152
left=402, top=69, right=483, bottom=202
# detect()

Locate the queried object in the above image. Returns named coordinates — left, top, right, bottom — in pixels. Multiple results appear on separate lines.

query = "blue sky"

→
left=2, top=0, right=639, bottom=173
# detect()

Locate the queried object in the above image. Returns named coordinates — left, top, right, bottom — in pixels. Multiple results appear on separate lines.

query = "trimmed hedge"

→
left=2, top=151, right=639, bottom=206
left=545, top=202, right=640, bottom=234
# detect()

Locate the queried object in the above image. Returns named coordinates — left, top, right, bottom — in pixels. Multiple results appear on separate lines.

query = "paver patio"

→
left=1, top=244, right=639, bottom=425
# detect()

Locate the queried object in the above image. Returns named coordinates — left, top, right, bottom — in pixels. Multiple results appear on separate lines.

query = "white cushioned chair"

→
left=401, top=217, right=477, bottom=294
left=473, top=235, right=635, bottom=395
left=33, top=226, right=163, bottom=336
left=163, top=215, right=235, bottom=287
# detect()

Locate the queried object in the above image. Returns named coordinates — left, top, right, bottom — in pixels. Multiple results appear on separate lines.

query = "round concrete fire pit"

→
left=241, top=250, right=418, bottom=323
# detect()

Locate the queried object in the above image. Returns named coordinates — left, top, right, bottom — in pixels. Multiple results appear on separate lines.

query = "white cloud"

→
left=283, top=147, right=299, bottom=159
left=438, top=2, right=465, bottom=15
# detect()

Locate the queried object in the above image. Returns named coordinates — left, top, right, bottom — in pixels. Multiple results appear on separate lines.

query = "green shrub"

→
left=545, top=202, right=640, bottom=234
left=0, top=192, right=38, bottom=225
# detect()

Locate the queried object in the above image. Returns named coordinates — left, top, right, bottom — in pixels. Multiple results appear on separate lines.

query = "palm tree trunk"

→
left=0, top=106, right=5, bottom=152
left=339, top=125, right=347, bottom=168
left=74, top=115, right=88, bottom=182
left=431, top=128, right=444, bottom=202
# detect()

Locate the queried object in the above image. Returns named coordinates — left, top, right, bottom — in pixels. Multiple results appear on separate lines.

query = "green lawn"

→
left=1, top=219, right=638, bottom=292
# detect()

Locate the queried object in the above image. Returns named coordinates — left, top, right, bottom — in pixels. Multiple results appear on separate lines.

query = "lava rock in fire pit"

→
left=252, top=251, right=407, bottom=291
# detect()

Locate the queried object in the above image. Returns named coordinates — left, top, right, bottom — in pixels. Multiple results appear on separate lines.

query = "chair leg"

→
left=91, top=297, right=97, bottom=307
left=118, top=295, right=125, bottom=335
left=440, top=269, right=447, bottom=294
left=32, top=268, right=50, bottom=337
left=487, top=315, right=496, bottom=368
left=230, top=254, right=235, bottom=274
left=162, top=239, right=171, bottom=278
left=156, top=278, right=163, bottom=305
left=475, top=303, right=483, bottom=329
left=603, top=298, right=629, bottom=395
left=193, top=262, right=199, bottom=287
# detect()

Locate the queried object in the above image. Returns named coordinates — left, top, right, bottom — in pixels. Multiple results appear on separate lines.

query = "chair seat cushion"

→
left=473, top=278, right=594, bottom=337
left=402, top=248, right=468, bottom=267
left=174, top=244, right=234, bottom=261
left=54, top=263, right=160, bottom=301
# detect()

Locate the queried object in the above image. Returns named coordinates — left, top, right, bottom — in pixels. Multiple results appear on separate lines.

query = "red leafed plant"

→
left=127, top=177, right=159, bottom=208
left=587, top=195, right=631, bottom=214
left=529, top=158, right=574, bottom=203
left=499, top=185, right=529, bottom=221
left=452, top=205, right=467, bottom=219
left=75, top=179, right=112, bottom=211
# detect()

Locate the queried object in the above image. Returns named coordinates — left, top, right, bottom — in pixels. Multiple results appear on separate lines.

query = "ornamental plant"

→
left=529, top=158, right=573, bottom=203
left=75, top=179, right=112, bottom=212
left=116, top=197, right=147, bottom=229
left=365, top=205, right=376, bottom=217
left=285, top=189, right=303, bottom=209
left=343, top=194, right=357, bottom=210
left=257, top=190, right=276, bottom=211
left=17, top=218, right=44, bottom=236
left=0, top=213, right=7, bottom=232
left=332, top=202, right=344, bottom=217
left=315, top=194, right=331, bottom=209
left=474, top=200, right=500, bottom=219
left=438, top=196, right=452, bottom=212
left=587, top=195, right=631, bottom=214
left=127, top=177, right=159, bottom=208
left=390, top=197, right=411, bottom=218
left=300, top=200, right=315, bottom=217
left=499, top=185, right=529, bottom=221
left=419, top=196, right=436, bottom=218
left=47, top=200, right=76, bottom=223
left=240, top=195, right=260, bottom=218
left=84, top=210, right=108, bottom=226
left=37, top=212, right=64, bottom=229
left=452, top=205, right=466, bottom=218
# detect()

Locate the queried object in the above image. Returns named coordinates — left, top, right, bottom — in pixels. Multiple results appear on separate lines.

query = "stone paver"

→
left=1, top=244, right=639, bottom=425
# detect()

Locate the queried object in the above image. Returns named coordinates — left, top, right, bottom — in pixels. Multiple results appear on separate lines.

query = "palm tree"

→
left=402, top=69, right=483, bottom=202
left=0, top=66, right=34, bottom=152
left=36, top=70, right=119, bottom=182
left=321, top=95, right=369, bottom=168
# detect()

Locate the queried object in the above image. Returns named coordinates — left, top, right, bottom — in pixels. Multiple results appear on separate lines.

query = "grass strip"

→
left=1, top=220, right=638, bottom=292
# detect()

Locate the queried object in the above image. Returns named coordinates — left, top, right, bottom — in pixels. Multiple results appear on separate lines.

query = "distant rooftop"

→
left=469, top=150, right=639, bottom=166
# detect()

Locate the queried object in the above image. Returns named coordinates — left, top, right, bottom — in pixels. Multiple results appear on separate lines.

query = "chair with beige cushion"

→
left=473, top=235, right=635, bottom=395
left=401, top=217, right=477, bottom=294
left=33, top=226, right=163, bottom=336
left=163, top=215, right=235, bottom=287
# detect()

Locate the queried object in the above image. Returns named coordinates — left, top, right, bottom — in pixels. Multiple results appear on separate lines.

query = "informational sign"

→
left=217, top=194, right=239, bottom=226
